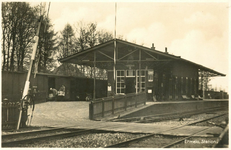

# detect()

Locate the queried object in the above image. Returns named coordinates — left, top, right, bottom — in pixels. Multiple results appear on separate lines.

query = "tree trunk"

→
left=10, top=29, right=16, bottom=71
left=6, top=29, right=12, bottom=71
left=2, top=28, right=6, bottom=70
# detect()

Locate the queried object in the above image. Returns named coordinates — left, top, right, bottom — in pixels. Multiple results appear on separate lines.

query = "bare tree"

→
left=74, top=21, right=89, bottom=52
left=56, top=21, right=116, bottom=78
left=86, top=23, right=97, bottom=48
left=97, top=29, right=113, bottom=44
left=1, top=2, right=38, bottom=71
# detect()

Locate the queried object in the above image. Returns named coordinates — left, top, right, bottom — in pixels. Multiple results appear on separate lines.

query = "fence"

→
left=2, top=91, right=47, bottom=130
left=2, top=101, right=20, bottom=130
left=89, top=92, right=146, bottom=120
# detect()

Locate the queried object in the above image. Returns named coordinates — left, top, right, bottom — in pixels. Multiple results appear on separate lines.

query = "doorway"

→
left=48, top=77, right=55, bottom=89
left=70, top=79, right=76, bottom=100
left=125, top=77, right=136, bottom=94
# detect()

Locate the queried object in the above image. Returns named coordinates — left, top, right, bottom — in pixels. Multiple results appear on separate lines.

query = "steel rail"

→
left=161, top=128, right=211, bottom=148
left=104, top=112, right=228, bottom=148
left=162, top=123, right=229, bottom=148
left=2, top=128, right=94, bottom=147
left=188, top=113, right=228, bottom=126
left=2, top=127, right=65, bottom=139
left=110, top=106, right=227, bottom=123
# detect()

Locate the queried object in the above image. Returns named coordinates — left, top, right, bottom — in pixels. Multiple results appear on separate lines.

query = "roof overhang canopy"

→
left=59, top=39, right=225, bottom=77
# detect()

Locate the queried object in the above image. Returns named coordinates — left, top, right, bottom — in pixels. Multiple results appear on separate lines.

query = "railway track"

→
left=2, top=127, right=98, bottom=147
left=161, top=127, right=214, bottom=148
left=2, top=111, right=228, bottom=148
left=161, top=124, right=229, bottom=148
left=110, top=106, right=227, bottom=123
left=105, top=112, right=228, bottom=148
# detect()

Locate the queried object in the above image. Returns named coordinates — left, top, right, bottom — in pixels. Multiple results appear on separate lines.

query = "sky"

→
left=30, top=1, right=230, bottom=92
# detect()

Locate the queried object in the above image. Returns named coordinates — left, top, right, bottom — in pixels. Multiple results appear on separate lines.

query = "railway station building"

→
left=60, top=39, right=225, bottom=101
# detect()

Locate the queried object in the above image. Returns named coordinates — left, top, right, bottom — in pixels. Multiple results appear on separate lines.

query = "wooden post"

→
left=89, top=102, right=93, bottom=120
left=124, top=95, right=127, bottom=111
left=144, top=93, right=146, bottom=105
left=7, top=108, right=9, bottom=122
left=112, top=97, right=114, bottom=115
left=139, top=49, right=142, bottom=93
left=135, top=95, right=137, bottom=108
left=145, top=66, right=148, bottom=103
left=102, top=101, right=105, bottom=117
left=93, top=51, right=96, bottom=100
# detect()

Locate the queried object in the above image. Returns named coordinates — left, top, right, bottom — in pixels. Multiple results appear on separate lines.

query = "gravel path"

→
left=31, top=101, right=91, bottom=127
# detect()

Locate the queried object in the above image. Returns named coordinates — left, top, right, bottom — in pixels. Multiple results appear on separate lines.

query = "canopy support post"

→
left=139, top=49, right=142, bottom=93
left=93, top=51, right=96, bottom=100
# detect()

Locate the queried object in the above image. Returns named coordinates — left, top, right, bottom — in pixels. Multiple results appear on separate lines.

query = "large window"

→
left=116, top=70, right=147, bottom=94
left=136, top=70, right=146, bottom=92
left=116, top=70, right=125, bottom=94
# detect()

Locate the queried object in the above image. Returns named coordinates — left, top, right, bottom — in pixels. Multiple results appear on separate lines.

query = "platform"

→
left=118, top=99, right=228, bottom=119
left=30, top=100, right=226, bottom=137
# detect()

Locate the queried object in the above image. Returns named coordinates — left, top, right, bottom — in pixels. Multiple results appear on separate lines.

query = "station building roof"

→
left=59, top=39, right=225, bottom=77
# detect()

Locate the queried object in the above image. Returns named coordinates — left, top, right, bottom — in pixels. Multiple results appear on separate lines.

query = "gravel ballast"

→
left=149, top=110, right=228, bottom=126
left=15, top=133, right=147, bottom=148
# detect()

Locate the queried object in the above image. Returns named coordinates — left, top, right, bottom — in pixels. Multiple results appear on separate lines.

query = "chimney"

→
left=165, top=47, right=168, bottom=53
left=151, top=43, right=155, bottom=50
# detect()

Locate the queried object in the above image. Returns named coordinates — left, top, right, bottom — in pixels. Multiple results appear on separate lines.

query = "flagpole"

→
left=114, top=2, right=117, bottom=39
left=113, top=2, right=117, bottom=96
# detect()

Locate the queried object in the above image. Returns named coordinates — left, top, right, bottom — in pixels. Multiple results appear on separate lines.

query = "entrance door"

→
left=125, top=77, right=136, bottom=94
left=70, top=79, right=76, bottom=100
left=48, top=77, right=55, bottom=89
